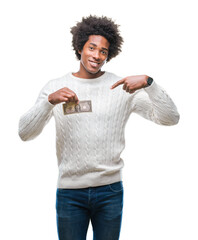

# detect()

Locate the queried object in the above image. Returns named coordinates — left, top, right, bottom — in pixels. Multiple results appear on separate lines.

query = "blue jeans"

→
left=56, top=181, right=124, bottom=240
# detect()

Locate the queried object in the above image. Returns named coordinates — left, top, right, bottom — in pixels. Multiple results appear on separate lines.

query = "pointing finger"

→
left=110, top=78, right=125, bottom=89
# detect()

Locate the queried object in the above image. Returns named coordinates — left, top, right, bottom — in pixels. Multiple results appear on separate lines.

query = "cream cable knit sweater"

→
left=18, top=72, right=179, bottom=188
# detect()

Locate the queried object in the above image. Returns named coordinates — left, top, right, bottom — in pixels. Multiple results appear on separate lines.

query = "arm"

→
left=18, top=81, right=55, bottom=141
left=111, top=75, right=180, bottom=126
left=18, top=81, right=80, bottom=141
left=131, top=81, right=180, bottom=126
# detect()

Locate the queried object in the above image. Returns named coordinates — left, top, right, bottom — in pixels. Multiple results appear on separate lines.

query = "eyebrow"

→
left=89, top=43, right=109, bottom=52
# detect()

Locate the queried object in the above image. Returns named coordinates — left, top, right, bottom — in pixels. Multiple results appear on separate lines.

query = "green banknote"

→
left=63, top=100, right=92, bottom=115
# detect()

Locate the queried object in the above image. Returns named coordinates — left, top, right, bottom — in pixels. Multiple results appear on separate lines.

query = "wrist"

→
left=145, top=76, right=153, bottom=87
left=48, top=94, right=55, bottom=105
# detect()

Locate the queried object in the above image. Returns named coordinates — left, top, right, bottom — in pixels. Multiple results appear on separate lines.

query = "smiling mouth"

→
left=89, top=60, right=101, bottom=68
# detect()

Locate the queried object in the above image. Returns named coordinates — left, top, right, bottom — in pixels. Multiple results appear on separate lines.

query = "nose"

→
left=92, top=50, right=100, bottom=60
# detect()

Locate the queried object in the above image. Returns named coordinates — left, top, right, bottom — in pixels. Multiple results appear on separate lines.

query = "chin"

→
left=87, top=68, right=101, bottom=74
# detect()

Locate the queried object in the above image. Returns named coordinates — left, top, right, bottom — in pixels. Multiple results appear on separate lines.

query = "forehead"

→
left=86, top=35, right=110, bottom=48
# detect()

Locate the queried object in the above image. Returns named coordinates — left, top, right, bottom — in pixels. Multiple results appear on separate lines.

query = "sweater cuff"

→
left=43, top=96, right=55, bottom=111
left=144, top=81, right=160, bottom=96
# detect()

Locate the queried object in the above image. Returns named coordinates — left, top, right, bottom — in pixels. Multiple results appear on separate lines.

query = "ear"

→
left=78, top=49, right=82, bottom=55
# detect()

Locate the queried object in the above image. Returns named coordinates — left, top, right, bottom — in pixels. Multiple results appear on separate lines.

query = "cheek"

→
left=101, top=58, right=107, bottom=66
left=80, top=53, right=90, bottom=69
left=80, top=53, right=86, bottom=64
left=80, top=51, right=89, bottom=62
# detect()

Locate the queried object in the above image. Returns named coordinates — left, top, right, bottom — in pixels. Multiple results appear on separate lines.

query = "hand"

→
left=48, top=87, right=79, bottom=105
left=110, top=75, right=148, bottom=94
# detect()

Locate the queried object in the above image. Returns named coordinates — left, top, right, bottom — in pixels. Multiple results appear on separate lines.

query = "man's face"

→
left=78, top=35, right=110, bottom=75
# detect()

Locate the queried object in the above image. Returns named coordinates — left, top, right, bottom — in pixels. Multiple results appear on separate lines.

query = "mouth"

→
left=88, top=60, right=101, bottom=68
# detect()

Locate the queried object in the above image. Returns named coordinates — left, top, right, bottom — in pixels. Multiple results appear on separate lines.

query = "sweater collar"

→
left=69, top=71, right=108, bottom=83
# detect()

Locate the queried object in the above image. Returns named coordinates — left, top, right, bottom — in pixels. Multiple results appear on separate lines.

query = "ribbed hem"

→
left=57, top=169, right=123, bottom=189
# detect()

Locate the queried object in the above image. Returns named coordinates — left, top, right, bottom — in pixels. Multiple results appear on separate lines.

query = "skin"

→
left=48, top=34, right=149, bottom=105
left=73, top=35, right=110, bottom=79
left=110, top=75, right=148, bottom=93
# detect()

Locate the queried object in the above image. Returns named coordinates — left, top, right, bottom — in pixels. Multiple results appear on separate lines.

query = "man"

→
left=19, top=15, right=179, bottom=240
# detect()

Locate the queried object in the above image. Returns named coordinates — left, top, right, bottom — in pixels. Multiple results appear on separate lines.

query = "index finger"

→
left=110, top=78, right=125, bottom=89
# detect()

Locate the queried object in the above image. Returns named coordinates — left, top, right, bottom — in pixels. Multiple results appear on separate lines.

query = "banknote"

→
left=63, top=100, right=92, bottom=115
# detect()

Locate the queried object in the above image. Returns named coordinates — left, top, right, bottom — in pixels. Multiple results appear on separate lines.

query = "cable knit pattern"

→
left=18, top=71, right=180, bottom=188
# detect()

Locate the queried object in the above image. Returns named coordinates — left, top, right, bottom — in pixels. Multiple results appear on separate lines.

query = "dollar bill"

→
left=63, top=100, right=92, bottom=115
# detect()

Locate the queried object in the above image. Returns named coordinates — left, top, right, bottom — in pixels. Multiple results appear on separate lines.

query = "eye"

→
left=89, top=46, right=94, bottom=50
left=101, top=50, right=107, bottom=55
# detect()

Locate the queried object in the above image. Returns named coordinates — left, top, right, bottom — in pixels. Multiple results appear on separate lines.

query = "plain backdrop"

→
left=0, top=0, right=197, bottom=239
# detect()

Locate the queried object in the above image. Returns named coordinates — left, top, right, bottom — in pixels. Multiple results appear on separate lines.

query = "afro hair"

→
left=70, top=15, right=124, bottom=62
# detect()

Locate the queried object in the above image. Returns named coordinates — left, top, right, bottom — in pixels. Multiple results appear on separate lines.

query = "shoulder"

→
left=105, top=71, right=123, bottom=82
left=105, top=71, right=122, bottom=78
left=49, top=73, right=69, bottom=84
left=42, top=73, right=71, bottom=91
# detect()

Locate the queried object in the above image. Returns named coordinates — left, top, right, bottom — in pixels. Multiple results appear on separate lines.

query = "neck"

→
left=72, top=63, right=105, bottom=79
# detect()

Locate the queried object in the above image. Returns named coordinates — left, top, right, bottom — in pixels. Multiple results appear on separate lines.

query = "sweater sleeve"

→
left=18, top=80, right=55, bottom=141
left=130, top=81, right=180, bottom=126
